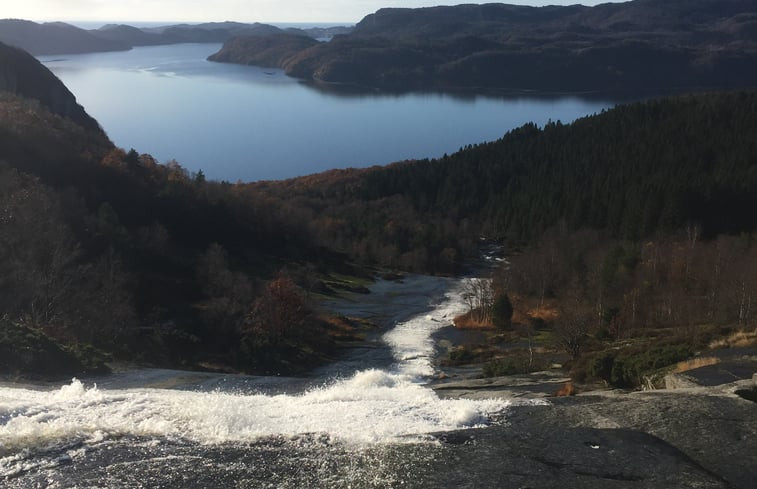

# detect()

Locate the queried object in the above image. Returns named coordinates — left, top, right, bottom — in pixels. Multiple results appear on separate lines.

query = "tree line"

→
left=0, top=93, right=341, bottom=375
left=494, top=223, right=757, bottom=386
left=250, top=91, right=757, bottom=274
left=2, top=89, right=757, bottom=377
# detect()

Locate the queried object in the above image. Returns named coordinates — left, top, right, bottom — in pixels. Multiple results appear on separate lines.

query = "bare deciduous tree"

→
left=553, top=294, right=591, bottom=359
left=461, top=278, right=493, bottom=322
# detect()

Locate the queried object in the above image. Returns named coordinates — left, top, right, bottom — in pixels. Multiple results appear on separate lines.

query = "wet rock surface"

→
left=431, top=370, right=571, bottom=399
left=4, top=273, right=755, bottom=488
left=426, top=379, right=757, bottom=489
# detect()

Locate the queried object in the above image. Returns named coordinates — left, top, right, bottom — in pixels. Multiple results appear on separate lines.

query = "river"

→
left=38, top=43, right=617, bottom=182
left=0, top=277, right=545, bottom=488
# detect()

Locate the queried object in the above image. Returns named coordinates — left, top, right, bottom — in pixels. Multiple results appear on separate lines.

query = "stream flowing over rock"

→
left=1, top=275, right=755, bottom=488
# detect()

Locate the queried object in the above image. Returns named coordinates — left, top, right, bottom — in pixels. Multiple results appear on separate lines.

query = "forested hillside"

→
left=0, top=90, right=357, bottom=377
left=2, top=37, right=756, bottom=379
left=0, top=43, right=361, bottom=377
left=252, top=91, right=757, bottom=272
left=0, top=41, right=100, bottom=129
left=363, top=93, right=757, bottom=239
left=248, top=90, right=757, bottom=388
left=210, top=0, right=757, bottom=92
left=0, top=19, right=129, bottom=55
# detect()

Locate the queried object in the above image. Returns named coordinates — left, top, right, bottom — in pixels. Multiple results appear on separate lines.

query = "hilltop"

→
left=207, top=33, right=319, bottom=68
left=0, top=19, right=128, bottom=55
left=210, top=0, right=757, bottom=93
left=0, top=18, right=351, bottom=55
left=0, top=41, right=101, bottom=130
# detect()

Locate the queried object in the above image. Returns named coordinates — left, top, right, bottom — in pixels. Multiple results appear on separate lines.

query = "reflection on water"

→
left=39, top=44, right=619, bottom=182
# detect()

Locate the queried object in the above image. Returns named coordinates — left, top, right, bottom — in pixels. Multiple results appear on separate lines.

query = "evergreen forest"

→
left=2, top=82, right=757, bottom=380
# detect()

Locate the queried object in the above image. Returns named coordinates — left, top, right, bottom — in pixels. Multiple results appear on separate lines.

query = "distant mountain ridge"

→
left=0, top=19, right=352, bottom=56
left=0, top=19, right=129, bottom=55
left=209, top=0, right=757, bottom=93
left=351, top=0, right=757, bottom=38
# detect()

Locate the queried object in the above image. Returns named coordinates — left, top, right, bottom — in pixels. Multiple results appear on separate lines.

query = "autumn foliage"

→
left=244, top=274, right=311, bottom=347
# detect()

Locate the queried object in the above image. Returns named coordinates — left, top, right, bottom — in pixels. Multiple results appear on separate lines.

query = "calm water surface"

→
left=41, top=43, right=617, bottom=182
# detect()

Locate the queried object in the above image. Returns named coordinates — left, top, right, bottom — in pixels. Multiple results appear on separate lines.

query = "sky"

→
left=3, top=1, right=625, bottom=24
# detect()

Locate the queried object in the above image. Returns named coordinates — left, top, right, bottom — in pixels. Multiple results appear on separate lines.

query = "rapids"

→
left=0, top=277, right=544, bottom=487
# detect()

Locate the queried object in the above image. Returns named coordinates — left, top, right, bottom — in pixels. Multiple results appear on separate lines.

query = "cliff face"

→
left=208, top=0, right=757, bottom=93
left=0, top=42, right=102, bottom=132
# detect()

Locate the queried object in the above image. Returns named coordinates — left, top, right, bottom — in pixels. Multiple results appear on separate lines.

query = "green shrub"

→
left=482, top=354, right=540, bottom=377
left=492, top=293, right=513, bottom=330
left=585, top=343, right=694, bottom=388
left=610, top=358, right=629, bottom=387
left=0, top=319, right=109, bottom=378
left=589, top=352, right=615, bottom=382
left=528, top=316, right=547, bottom=330
left=447, top=346, right=477, bottom=365
left=595, top=327, right=612, bottom=341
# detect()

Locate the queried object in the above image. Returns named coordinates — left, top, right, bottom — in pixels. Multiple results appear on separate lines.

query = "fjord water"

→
left=0, top=278, right=542, bottom=487
left=40, top=43, right=616, bottom=182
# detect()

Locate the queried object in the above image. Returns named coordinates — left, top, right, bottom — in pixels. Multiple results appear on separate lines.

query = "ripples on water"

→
left=0, top=279, right=545, bottom=487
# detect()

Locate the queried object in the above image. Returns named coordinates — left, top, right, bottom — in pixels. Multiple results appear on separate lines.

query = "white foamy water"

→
left=0, top=279, right=539, bottom=477
left=383, top=278, right=486, bottom=380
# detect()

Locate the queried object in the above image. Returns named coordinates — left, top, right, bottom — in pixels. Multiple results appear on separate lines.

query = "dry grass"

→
left=321, top=314, right=375, bottom=340
left=510, top=293, right=559, bottom=326
left=554, top=382, right=577, bottom=397
left=528, top=306, right=560, bottom=322
left=453, top=311, right=494, bottom=329
left=509, top=294, right=530, bottom=325
left=673, top=356, right=720, bottom=373
left=709, top=329, right=757, bottom=349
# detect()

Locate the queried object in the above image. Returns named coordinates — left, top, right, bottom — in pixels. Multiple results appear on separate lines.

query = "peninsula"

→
left=209, top=0, right=757, bottom=93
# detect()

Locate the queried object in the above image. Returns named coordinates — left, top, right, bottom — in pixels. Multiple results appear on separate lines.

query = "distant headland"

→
left=207, top=0, right=757, bottom=94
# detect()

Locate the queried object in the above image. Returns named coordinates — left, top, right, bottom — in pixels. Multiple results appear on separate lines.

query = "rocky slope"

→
left=0, top=41, right=102, bottom=131
left=423, top=380, right=757, bottom=488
